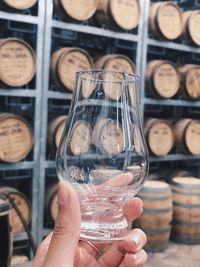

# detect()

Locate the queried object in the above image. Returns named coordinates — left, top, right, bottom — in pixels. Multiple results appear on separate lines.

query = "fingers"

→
left=32, top=233, right=53, bottom=267
left=119, top=250, right=148, bottom=267
left=122, top=228, right=147, bottom=253
left=98, top=228, right=147, bottom=267
left=43, top=182, right=81, bottom=267
left=123, top=197, right=143, bottom=222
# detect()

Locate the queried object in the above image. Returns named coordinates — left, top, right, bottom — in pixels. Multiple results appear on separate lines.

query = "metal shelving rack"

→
left=0, top=0, right=45, bottom=252
left=140, top=0, right=200, bottom=166
left=38, top=0, right=200, bottom=243
left=38, top=0, right=147, bottom=242
left=1, top=0, right=200, bottom=252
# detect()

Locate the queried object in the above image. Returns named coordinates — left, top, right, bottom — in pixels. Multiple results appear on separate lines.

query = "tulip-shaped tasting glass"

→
left=56, top=70, right=149, bottom=242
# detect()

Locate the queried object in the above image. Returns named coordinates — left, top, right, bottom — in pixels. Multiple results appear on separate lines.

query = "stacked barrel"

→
left=0, top=1, right=38, bottom=258
left=0, top=187, right=31, bottom=237
left=144, top=118, right=200, bottom=157
left=0, top=0, right=199, bottom=256
left=134, top=176, right=200, bottom=251
left=149, top=2, right=200, bottom=47
left=146, top=60, right=200, bottom=100
left=133, top=180, right=173, bottom=252
left=53, top=0, right=141, bottom=32
left=144, top=1, right=200, bottom=248
left=170, top=177, right=200, bottom=244
left=48, top=49, right=136, bottom=157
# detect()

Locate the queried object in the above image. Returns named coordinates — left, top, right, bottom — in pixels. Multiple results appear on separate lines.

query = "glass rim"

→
left=75, top=69, right=140, bottom=83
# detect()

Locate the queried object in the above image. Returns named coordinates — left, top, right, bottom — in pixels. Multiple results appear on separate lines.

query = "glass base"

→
left=78, top=190, right=131, bottom=242
left=80, top=221, right=130, bottom=243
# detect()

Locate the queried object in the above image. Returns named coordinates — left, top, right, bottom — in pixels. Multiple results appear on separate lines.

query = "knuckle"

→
left=54, top=218, right=71, bottom=235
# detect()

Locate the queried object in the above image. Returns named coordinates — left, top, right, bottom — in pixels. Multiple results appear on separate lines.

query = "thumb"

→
left=43, top=182, right=80, bottom=267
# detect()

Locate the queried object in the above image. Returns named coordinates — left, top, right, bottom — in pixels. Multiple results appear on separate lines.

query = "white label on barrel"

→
left=154, top=63, right=180, bottom=98
left=60, top=0, right=97, bottom=20
left=9, top=193, right=30, bottom=235
left=148, top=122, right=174, bottom=156
left=99, top=121, right=124, bottom=155
left=59, top=51, right=92, bottom=91
left=186, top=121, right=200, bottom=155
left=0, top=40, right=35, bottom=87
left=4, top=0, right=37, bottom=9
left=186, top=68, right=200, bottom=99
left=110, top=0, right=140, bottom=30
left=157, top=4, right=182, bottom=40
left=70, top=122, right=91, bottom=155
left=189, top=12, right=200, bottom=46
left=0, top=118, right=32, bottom=162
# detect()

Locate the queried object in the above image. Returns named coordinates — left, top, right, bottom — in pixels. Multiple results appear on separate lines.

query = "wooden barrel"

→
left=133, top=180, right=173, bottom=252
left=11, top=256, right=29, bottom=266
left=95, top=54, right=135, bottom=100
left=95, top=0, right=140, bottom=31
left=0, top=199, right=12, bottom=267
left=144, top=119, right=175, bottom=156
left=54, top=0, right=97, bottom=21
left=170, top=177, right=200, bottom=244
left=183, top=11, right=200, bottom=47
left=149, top=2, right=183, bottom=40
left=174, top=119, right=200, bottom=155
left=69, top=121, right=92, bottom=155
left=95, top=54, right=135, bottom=73
left=167, top=170, right=195, bottom=183
left=1, top=0, right=37, bottom=10
left=48, top=116, right=67, bottom=153
left=51, top=47, right=93, bottom=93
left=0, top=38, right=36, bottom=87
left=45, top=183, right=58, bottom=224
left=146, top=60, right=180, bottom=98
left=0, top=113, right=34, bottom=163
left=0, top=187, right=31, bottom=236
left=178, top=64, right=200, bottom=100
left=92, top=119, right=124, bottom=155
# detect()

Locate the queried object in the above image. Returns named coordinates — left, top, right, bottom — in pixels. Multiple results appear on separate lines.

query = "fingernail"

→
left=58, top=182, right=69, bottom=206
left=132, top=235, right=140, bottom=249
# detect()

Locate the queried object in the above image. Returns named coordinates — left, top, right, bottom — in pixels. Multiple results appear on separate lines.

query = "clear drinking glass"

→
left=56, top=70, right=149, bottom=242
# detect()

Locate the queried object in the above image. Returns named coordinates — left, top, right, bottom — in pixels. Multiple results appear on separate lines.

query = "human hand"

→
left=32, top=181, right=147, bottom=267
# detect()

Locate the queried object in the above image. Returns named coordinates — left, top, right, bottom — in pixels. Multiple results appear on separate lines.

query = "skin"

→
left=32, top=180, right=147, bottom=267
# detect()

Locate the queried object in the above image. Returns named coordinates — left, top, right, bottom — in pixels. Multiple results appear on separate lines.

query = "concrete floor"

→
left=12, top=243, right=200, bottom=267
left=146, top=242, right=200, bottom=267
